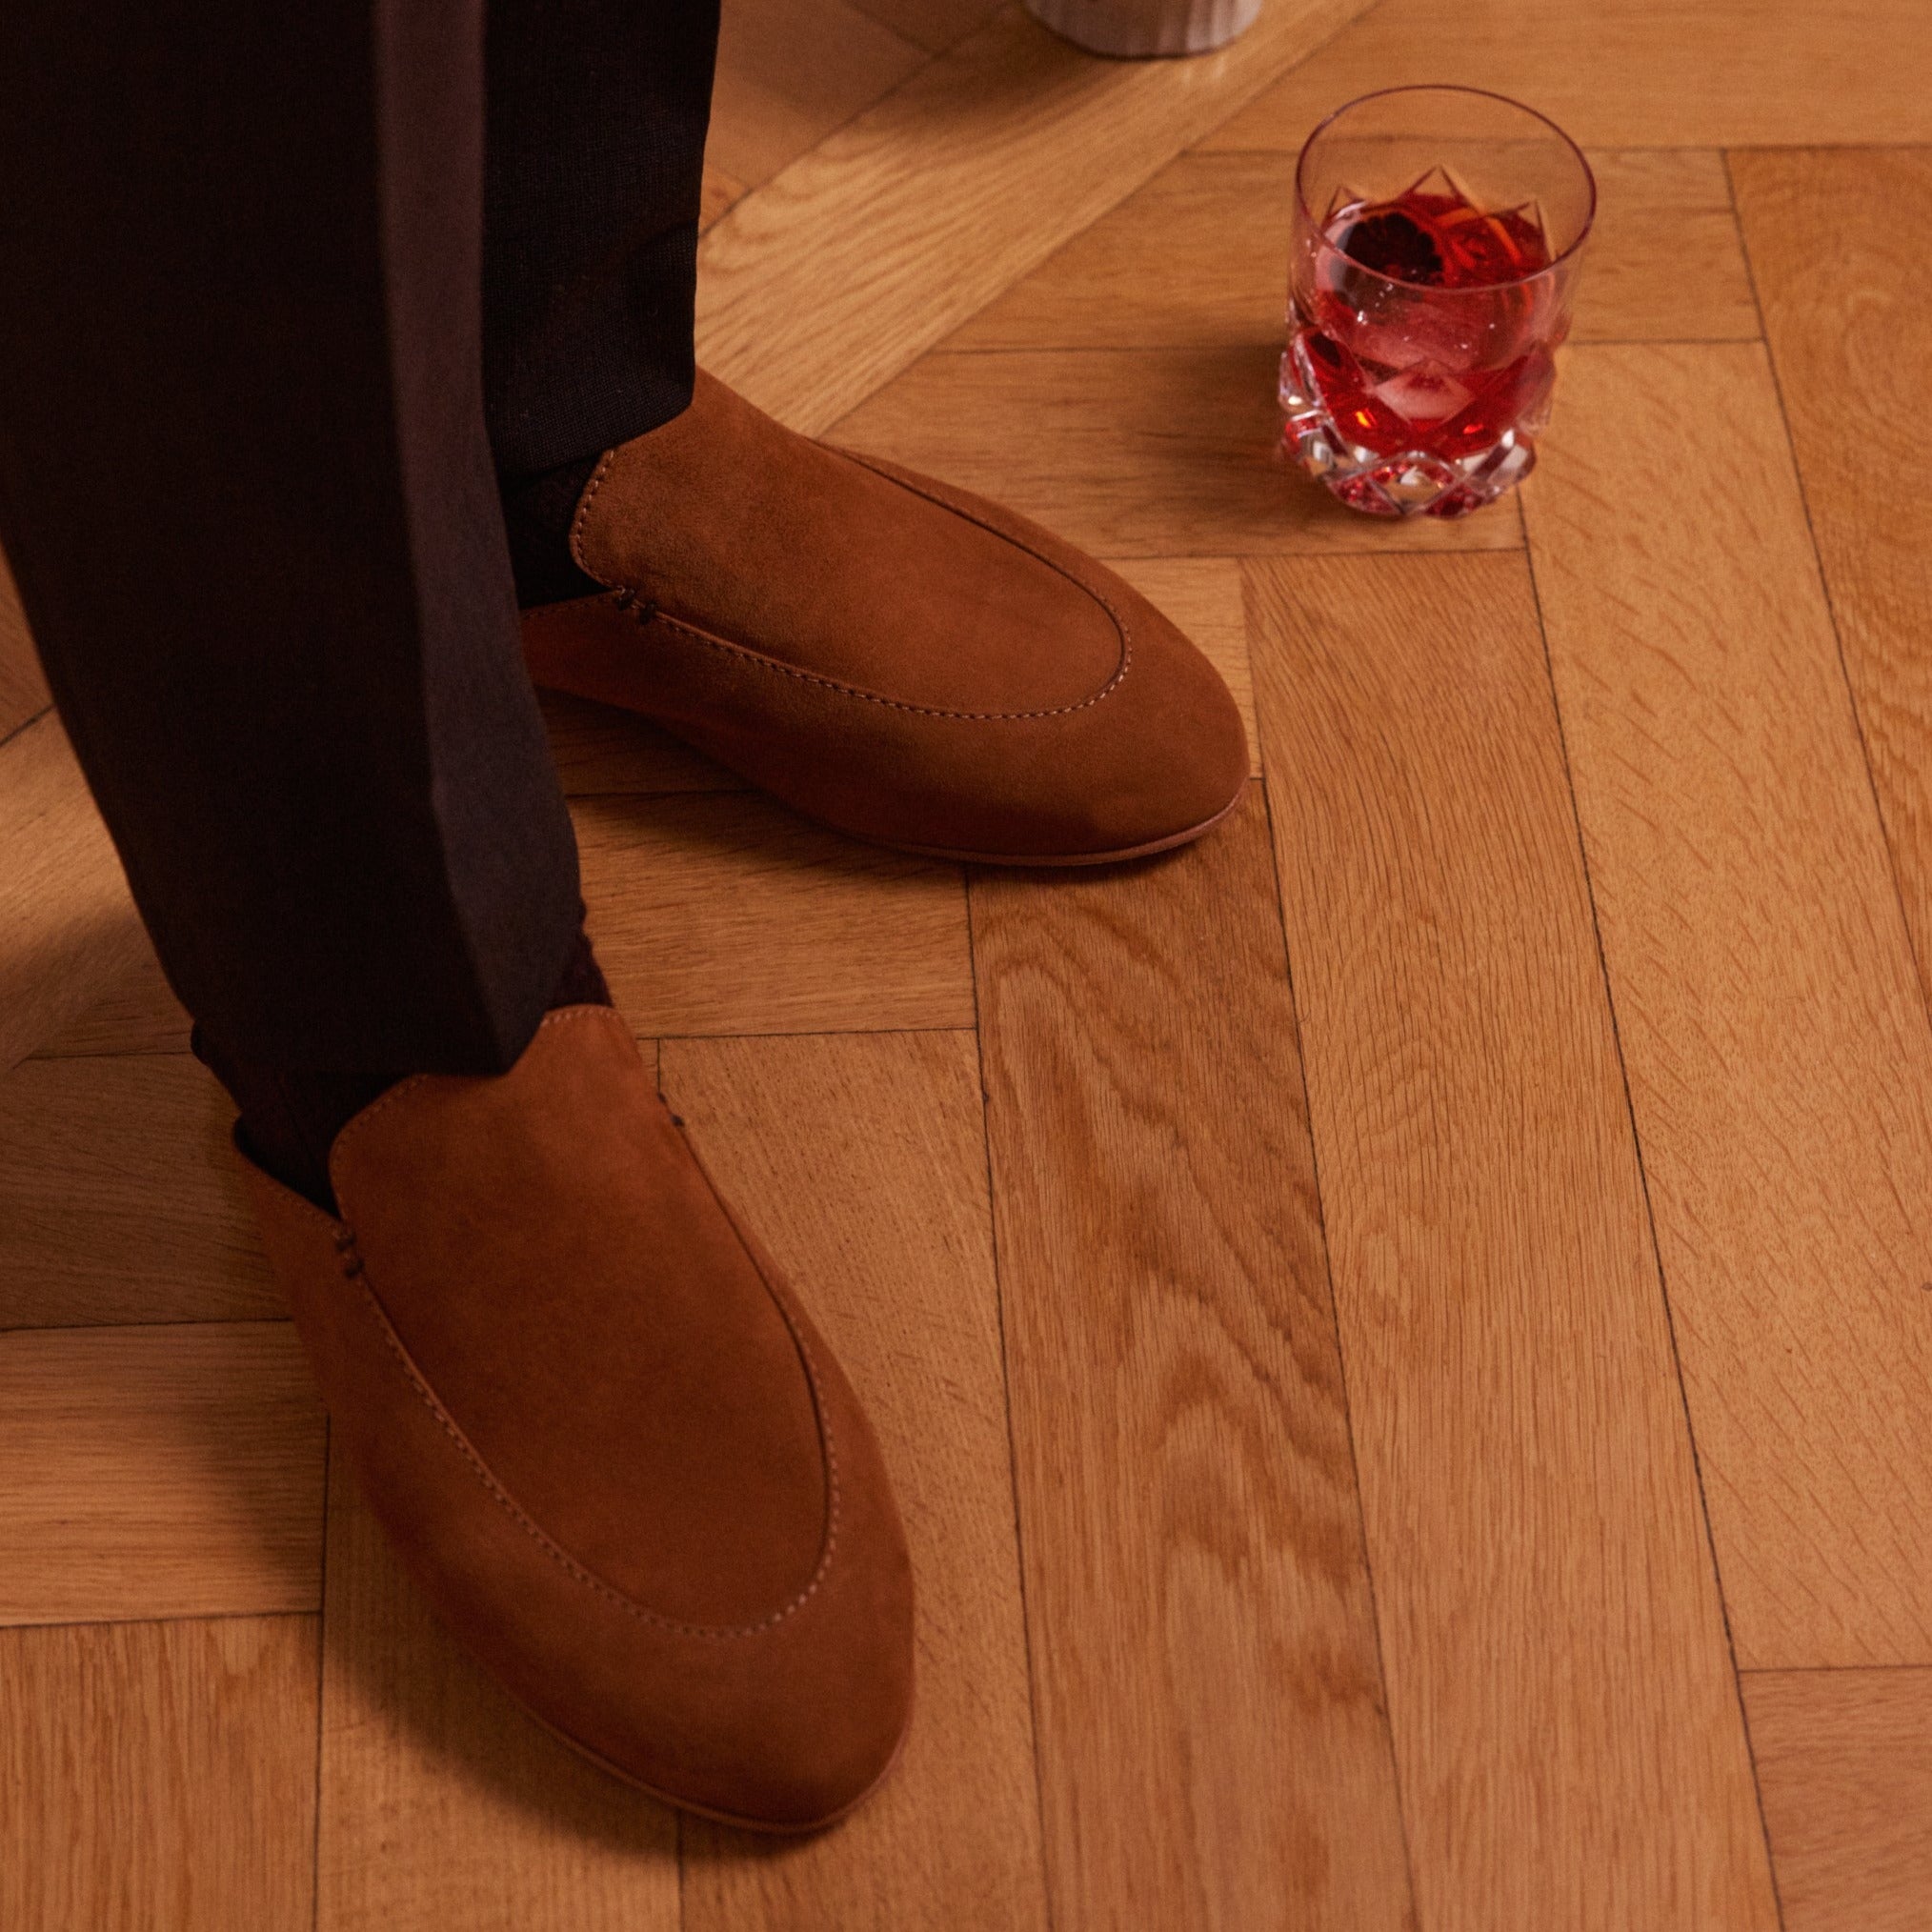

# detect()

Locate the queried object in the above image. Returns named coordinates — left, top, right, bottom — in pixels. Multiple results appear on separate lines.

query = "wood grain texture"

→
left=1742, top=1666, right=1932, bottom=1932
left=665, top=1031, right=1047, bottom=1932
left=700, top=163, right=750, bottom=235
left=0, top=710, right=148, bottom=1076
left=540, top=688, right=743, bottom=799
left=834, top=344, right=1523, bottom=558
left=1579, top=149, right=1760, bottom=343
left=1246, top=552, right=1777, bottom=1929
left=0, top=1053, right=277, bottom=1328
left=947, top=150, right=1298, bottom=352
left=1203, top=0, right=1932, bottom=151
left=851, top=0, right=1006, bottom=54
left=0, top=543, right=50, bottom=741
left=1111, top=555, right=1258, bottom=775
left=30, top=937, right=191, bottom=1057
left=315, top=1455, right=680, bottom=1932
left=0, top=1615, right=318, bottom=1932
left=973, top=787, right=1414, bottom=1932
left=952, top=148, right=1754, bottom=352
left=710, top=0, right=927, bottom=192
left=0, top=1323, right=324, bottom=1624
left=695, top=0, right=1373, bottom=434
left=575, top=791, right=974, bottom=1036
left=1730, top=148, right=1932, bottom=995
left=1523, top=343, right=1932, bottom=1666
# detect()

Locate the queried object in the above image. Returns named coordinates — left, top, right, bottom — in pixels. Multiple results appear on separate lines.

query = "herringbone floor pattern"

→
left=5, top=3, right=1932, bottom=1925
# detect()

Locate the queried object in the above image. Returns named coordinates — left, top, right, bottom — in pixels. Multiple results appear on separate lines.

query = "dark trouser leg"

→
left=483, top=0, right=721, bottom=607
left=483, top=0, right=720, bottom=482
left=0, top=0, right=583, bottom=1081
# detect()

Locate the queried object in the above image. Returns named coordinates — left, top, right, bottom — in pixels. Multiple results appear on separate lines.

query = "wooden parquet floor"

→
left=5, top=1, right=1932, bottom=1925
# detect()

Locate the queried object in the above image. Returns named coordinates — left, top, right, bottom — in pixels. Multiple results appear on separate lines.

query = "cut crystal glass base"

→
left=1278, top=345, right=1538, bottom=519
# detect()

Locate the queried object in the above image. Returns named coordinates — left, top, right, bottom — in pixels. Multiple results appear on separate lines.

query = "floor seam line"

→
left=960, top=864, right=1059, bottom=1932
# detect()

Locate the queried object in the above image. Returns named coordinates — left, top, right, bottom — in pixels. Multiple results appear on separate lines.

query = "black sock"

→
left=501, top=453, right=606, bottom=609
left=198, top=926, right=613, bottom=1214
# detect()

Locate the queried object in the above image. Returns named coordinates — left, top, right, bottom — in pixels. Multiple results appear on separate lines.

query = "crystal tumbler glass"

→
left=1279, top=86, right=1596, bottom=518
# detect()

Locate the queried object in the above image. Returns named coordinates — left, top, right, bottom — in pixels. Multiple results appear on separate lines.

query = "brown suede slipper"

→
left=522, top=371, right=1248, bottom=864
left=241, top=1006, right=915, bottom=1830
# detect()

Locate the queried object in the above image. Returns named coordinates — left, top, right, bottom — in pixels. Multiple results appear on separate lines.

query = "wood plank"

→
left=952, top=149, right=1754, bottom=352
left=947, top=150, right=1297, bottom=352
left=851, top=0, right=1006, bottom=54
left=666, top=1030, right=1047, bottom=1932
left=1579, top=150, right=1759, bottom=343
left=972, top=786, right=1413, bottom=1931
left=30, top=937, right=191, bottom=1057
left=695, top=0, right=1375, bottom=436
left=709, top=0, right=928, bottom=194
left=0, top=1323, right=324, bottom=1624
left=1730, top=148, right=1932, bottom=991
left=833, top=345, right=1523, bottom=558
left=1245, top=551, right=1777, bottom=1927
left=0, top=543, right=50, bottom=741
left=0, top=709, right=149, bottom=1076
left=315, top=1454, right=680, bottom=1932
left=1742, top=1667, right=1932, bottom=1932
left=700, top=163, right=750, bottom=236
left=1203, top=0, right=1932, bottom=151
left=541, top=688, right=743, bottom=799
left=1522, top=342, right=1932, bottom=1666
left=0, top=1615, right=317, bottom=1932
left=1111, top=555, right=1258, bottom=775
left=0, top=1053, right=278, bottom=1328
left=574, top=791, right=975, bottom=1037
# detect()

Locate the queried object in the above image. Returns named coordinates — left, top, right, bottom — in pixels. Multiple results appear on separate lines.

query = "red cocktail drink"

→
left=1281, top=90, right=1594, bottom=518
